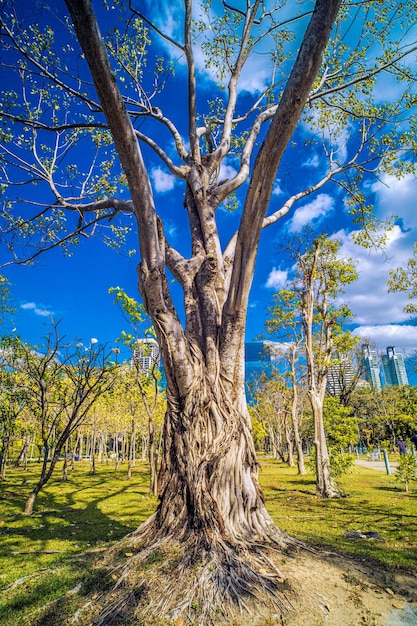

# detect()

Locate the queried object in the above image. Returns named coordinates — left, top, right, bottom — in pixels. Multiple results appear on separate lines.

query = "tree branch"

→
left=225, top=0, right=342, bottom=319
left=184, top=0, right=199, bottom=162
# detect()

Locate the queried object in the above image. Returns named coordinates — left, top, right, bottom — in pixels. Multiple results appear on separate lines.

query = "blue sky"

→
left=1, top=0, right=417, bottom=364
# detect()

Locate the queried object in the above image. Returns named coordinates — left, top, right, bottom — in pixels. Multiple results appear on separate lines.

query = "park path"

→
left=355, top=459, right=399, bottom=473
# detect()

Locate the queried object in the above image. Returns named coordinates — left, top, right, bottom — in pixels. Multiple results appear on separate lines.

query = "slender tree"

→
left=266, top=300, right=308, bottom=474
left=0, top=336, right=27, bottom=479
left=1, top=0, right=416, bottom=621
left=267, top=234, right=358, bottom=496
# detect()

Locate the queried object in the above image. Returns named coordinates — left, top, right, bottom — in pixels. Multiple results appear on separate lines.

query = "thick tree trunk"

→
left=103, top=339, right=293, bottom=623
left=153, top=383, right=273, bottom=544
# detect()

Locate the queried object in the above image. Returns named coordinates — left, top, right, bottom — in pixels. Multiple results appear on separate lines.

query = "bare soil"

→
left=234, top=549, right=417, bottom=626
left=81, top=544, right=417, bottom=626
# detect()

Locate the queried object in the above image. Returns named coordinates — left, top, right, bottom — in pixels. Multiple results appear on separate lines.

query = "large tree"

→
left=1, top=0, right=416, bottom=622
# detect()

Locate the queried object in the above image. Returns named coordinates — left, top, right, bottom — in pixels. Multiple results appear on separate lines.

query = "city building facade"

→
left=132, top=337, right=160, bottom=373
left=326, top=358, right=355, bottom=397
left=362, top=344, right=382, bottom=391
left=381, top=346, right=409, bottom=387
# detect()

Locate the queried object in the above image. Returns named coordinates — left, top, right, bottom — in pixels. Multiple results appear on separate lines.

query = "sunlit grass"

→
left=0, top=457, right=416, bottom=625
left=0, top=460, right=156, bottom=626
left=260, top=457, right=417, bottom=572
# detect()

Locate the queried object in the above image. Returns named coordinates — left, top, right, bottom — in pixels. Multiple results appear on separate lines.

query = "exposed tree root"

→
left=75, top=519, right=300, bottom=626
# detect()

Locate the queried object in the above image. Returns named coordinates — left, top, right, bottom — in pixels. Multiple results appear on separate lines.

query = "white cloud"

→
left=21, top=302, right=53, bottom=317
left=352, top=325, right=417, bottom=352
left=371, top=173, right=417, bottom=225
left=218, top=163, right=238, bottom=181
left=303, top=154, right=320, bottom=168
left=164, top=219, right=178, bottom=239
left=287, top=193, right=334, bottom=233
left=335, top=226, right=411, bottom=323
left=329, top=227, right=417, bottom=349
left=265, top=340, right=292, bottom=360
left=272, top=181, right=283, bottom=196
left=151, top=167, right=176, bottom=193
left=266, top=267, right=288, bottom=290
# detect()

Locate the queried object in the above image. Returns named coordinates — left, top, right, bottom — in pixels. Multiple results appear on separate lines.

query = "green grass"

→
left=0, top=460, right=157, bottom=626
left=0, top=457, right=416, bottom=625
left=259, top=457, right=417, bottom=572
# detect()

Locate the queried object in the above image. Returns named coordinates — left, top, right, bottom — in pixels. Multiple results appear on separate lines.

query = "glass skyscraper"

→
left=381, top=346, right=409, bottom=387
left=362, top=344, right=382, bottom=391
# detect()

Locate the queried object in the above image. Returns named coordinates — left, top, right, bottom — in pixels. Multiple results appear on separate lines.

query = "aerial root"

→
left=84, top=534, right=296, bottom=625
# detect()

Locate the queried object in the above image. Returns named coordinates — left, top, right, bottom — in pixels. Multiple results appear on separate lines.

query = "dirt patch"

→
left=242, top=549, right=417, bottom=626
left=73, top=544, right=417, bottom=625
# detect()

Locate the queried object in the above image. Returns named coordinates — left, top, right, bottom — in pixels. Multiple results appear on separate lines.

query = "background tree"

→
left=320, top=396, right=357, bottom=478
left=109, top=287, right=165, bottom=493
left=4, top=326, right=119, bottom=514
left=0, top=336, right=27, bottom=479
left=269, top=234, right=358, bottom=497
left=395, top=454, right=417, bottom=493
left=266, top=297, right=308, bottom=474
left=1, top=0, right=416, bottom=621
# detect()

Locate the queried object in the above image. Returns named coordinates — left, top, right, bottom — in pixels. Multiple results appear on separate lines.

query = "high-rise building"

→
left=132, top=337, right=160, bottom=373
left=362, top=344, right=382, bottom=391
left=326, top=358, right=355, bottom=397
left=381, top=346, right=408, bottom=387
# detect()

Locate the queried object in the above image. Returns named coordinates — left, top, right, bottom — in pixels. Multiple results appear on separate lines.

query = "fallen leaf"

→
left=174, top=618, right=184, bottom=626
left=125, top=552, right=133, bottom=557
left=385, top=588, right=394, bottom=596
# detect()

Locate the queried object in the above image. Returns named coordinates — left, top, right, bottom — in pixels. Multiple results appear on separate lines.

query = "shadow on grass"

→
left=0, top=462, right=156, bottom=626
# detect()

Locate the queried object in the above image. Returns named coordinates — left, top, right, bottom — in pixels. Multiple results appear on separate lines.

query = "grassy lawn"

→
left=260, top=457, right=417, bottom=572
left=0, top=458, right=416, bottom=625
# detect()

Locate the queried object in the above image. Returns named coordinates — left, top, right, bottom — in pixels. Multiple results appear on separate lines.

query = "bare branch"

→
left=184, top=0, right=199, bottom=162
